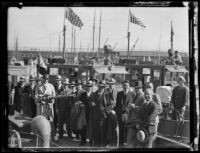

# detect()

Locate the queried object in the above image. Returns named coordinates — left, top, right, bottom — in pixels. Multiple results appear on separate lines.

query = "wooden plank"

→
left=8, top=111, right=32, bottom=128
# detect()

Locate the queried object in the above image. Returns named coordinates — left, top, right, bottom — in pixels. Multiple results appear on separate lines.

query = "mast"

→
left=98, top=8, right=102, bottom=58
left=158, top=24, right=161, bottom=65
left=58, top=35, right=61, bottom=52
left=63, top=7, right=66, bottom=59
left=127, top=10, right=130, bottom=60
left=71, top=26, right=73, bottom=53
left=92, top=9, right=96, bottom=57
left=74, top=27, right=76, bottom=55
left=171, top=20, right=174, bottom=54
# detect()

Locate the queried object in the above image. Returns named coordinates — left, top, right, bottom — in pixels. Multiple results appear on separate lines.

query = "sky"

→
left=8, top=7, right=189, bottom=53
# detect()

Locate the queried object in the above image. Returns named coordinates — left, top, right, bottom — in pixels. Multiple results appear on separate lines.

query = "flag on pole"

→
left=65, top=7, right=83, bottom=29
left=129, top=10, right=146, bottom=28
left=37, top=53, right=48, bottom=75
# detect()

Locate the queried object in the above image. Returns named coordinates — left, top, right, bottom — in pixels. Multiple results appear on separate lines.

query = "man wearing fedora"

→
left=132, top=81, right=145, bottom=108
left=115, top=80, right=136, bottom=147
left=13, top=76, right=27, bottom=113
left=22, top=75, right=37, bottom=118
left=58, top=78, right=73, bottom=139
left=79, top=81, right=95, bottom=146
left=54, top=75, right=65, bottom=137
left=91, top=80, right=108, bottom=147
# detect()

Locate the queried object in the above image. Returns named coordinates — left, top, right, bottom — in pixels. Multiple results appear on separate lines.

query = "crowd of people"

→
left=8, top=74, right=189, bottom=148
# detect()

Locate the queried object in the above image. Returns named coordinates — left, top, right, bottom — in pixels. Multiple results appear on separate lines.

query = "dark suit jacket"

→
left=80, top=91, right=95, bottom=122
left=115, top=90, right=135, bottom=118
left=14, top=83, right=26, bottom=112
left=138, top=100, right=159, bottom=134
left=104, top=87, right=118, bottom=110
left=93, top=90, right=108, bottom=120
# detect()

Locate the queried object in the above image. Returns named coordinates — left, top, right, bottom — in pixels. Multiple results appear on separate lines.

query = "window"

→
left=142, top=68, right=151, bottom=75
left=154, top=70, right=160, bottom=80
left=132, top=70, right=139, bottom=80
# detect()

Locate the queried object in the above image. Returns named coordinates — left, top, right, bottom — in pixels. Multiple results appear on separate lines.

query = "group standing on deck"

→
left=8, top=74, right=189, bottom=148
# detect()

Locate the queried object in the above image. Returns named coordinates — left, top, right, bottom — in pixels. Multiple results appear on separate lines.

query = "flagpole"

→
left=63, top=7, right=66, bottom=59
left=71, top=26, right=73, bottom=53
left=92, top=9, right=96, bottom=57
left=171, top=20, right=174, bottom=55
left=74, top=27, right=76, bottom=56
left=98, top=8, right=102, bottom=59
left=127, top=10, right=130, bottom=60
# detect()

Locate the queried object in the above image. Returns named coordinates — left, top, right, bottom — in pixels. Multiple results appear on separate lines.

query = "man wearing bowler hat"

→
left=13, top=76, right=26, bottom=113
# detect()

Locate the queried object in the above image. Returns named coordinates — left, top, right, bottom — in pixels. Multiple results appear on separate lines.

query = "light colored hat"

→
left=20, top=76, right=26, bottom=82
left=136, top=128, right=149, bottom=143
left=55, top=75, right=62, bottom=81
left=178, top=76, right=186, bottom=83
left=62, top=78, right=70, bottom=85
left=85, top=81, right=93, bottom=87
left=69, top=81, right=76, bottom=87
left=106, top=78, right=116, bottom=84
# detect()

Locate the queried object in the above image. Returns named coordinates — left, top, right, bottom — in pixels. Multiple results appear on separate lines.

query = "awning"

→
left=165, top=66, right=188, bottom=73
left=8, top=66, right=29, bottom=76
left=94, top=67, right=129, bottom=74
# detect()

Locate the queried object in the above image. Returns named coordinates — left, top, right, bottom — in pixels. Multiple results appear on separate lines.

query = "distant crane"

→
left=112, top=42, right=118, bottom=50
left=103, top=38, right=109, bottom=46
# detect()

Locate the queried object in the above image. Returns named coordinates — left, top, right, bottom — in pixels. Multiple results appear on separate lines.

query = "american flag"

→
left=129, top=10, right=146, bottom=28
left=65, top=7, right=83, bottom=28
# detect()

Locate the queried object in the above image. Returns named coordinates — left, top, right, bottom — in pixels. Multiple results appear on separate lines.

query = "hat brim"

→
left=85, top=84, right=93, bottom=87
left=20, top=79, right=26, bottom=82
left=106, top=81, right=115, bottom=84
left=98, top=84, right=106, bottom=87
left=62, top=82, right=70, bottom=85
left=137, top=128, right=149, bottom=143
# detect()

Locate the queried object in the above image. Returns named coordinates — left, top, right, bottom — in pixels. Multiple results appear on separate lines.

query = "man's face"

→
left=20, top=81, right=25, bottom=86
left=56, top=80, right=61, bottom=85
left=86, top=86, right=92, bottom=92
left=123, top=83, right=129, bottom=91
left=177, top=78, right=183, bottom=85
left=144, top=89, right=152, bottom=102
left=43, top=78, right=48, bottom=84
left=109, top=84, right=114, bottom=89
left=72, top=86, right=76, bottom=92
left=30, top=80, right=35, bottom=85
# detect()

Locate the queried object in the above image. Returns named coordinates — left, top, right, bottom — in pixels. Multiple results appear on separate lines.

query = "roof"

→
left=165, top=65, right=188, bottom=73
left=119, top=51, right=189, bottom=57
left=94, top=66, right=129, bottom=74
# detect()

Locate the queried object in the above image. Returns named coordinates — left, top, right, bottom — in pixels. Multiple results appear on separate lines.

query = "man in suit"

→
left=22, top=75, right=37, bottom=118
left=79, top=81, right=95, bottom=146
left=59, top=79, right=73, bottom=139
left=133, top=88, right=159, bottom=148
left=92, top=80, right=108, bottom=147
left=115, top=80, right=135, bottom=147
left=54, top=75, right=65, bottom=139
left=13, top=76, right=26, bottom=113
